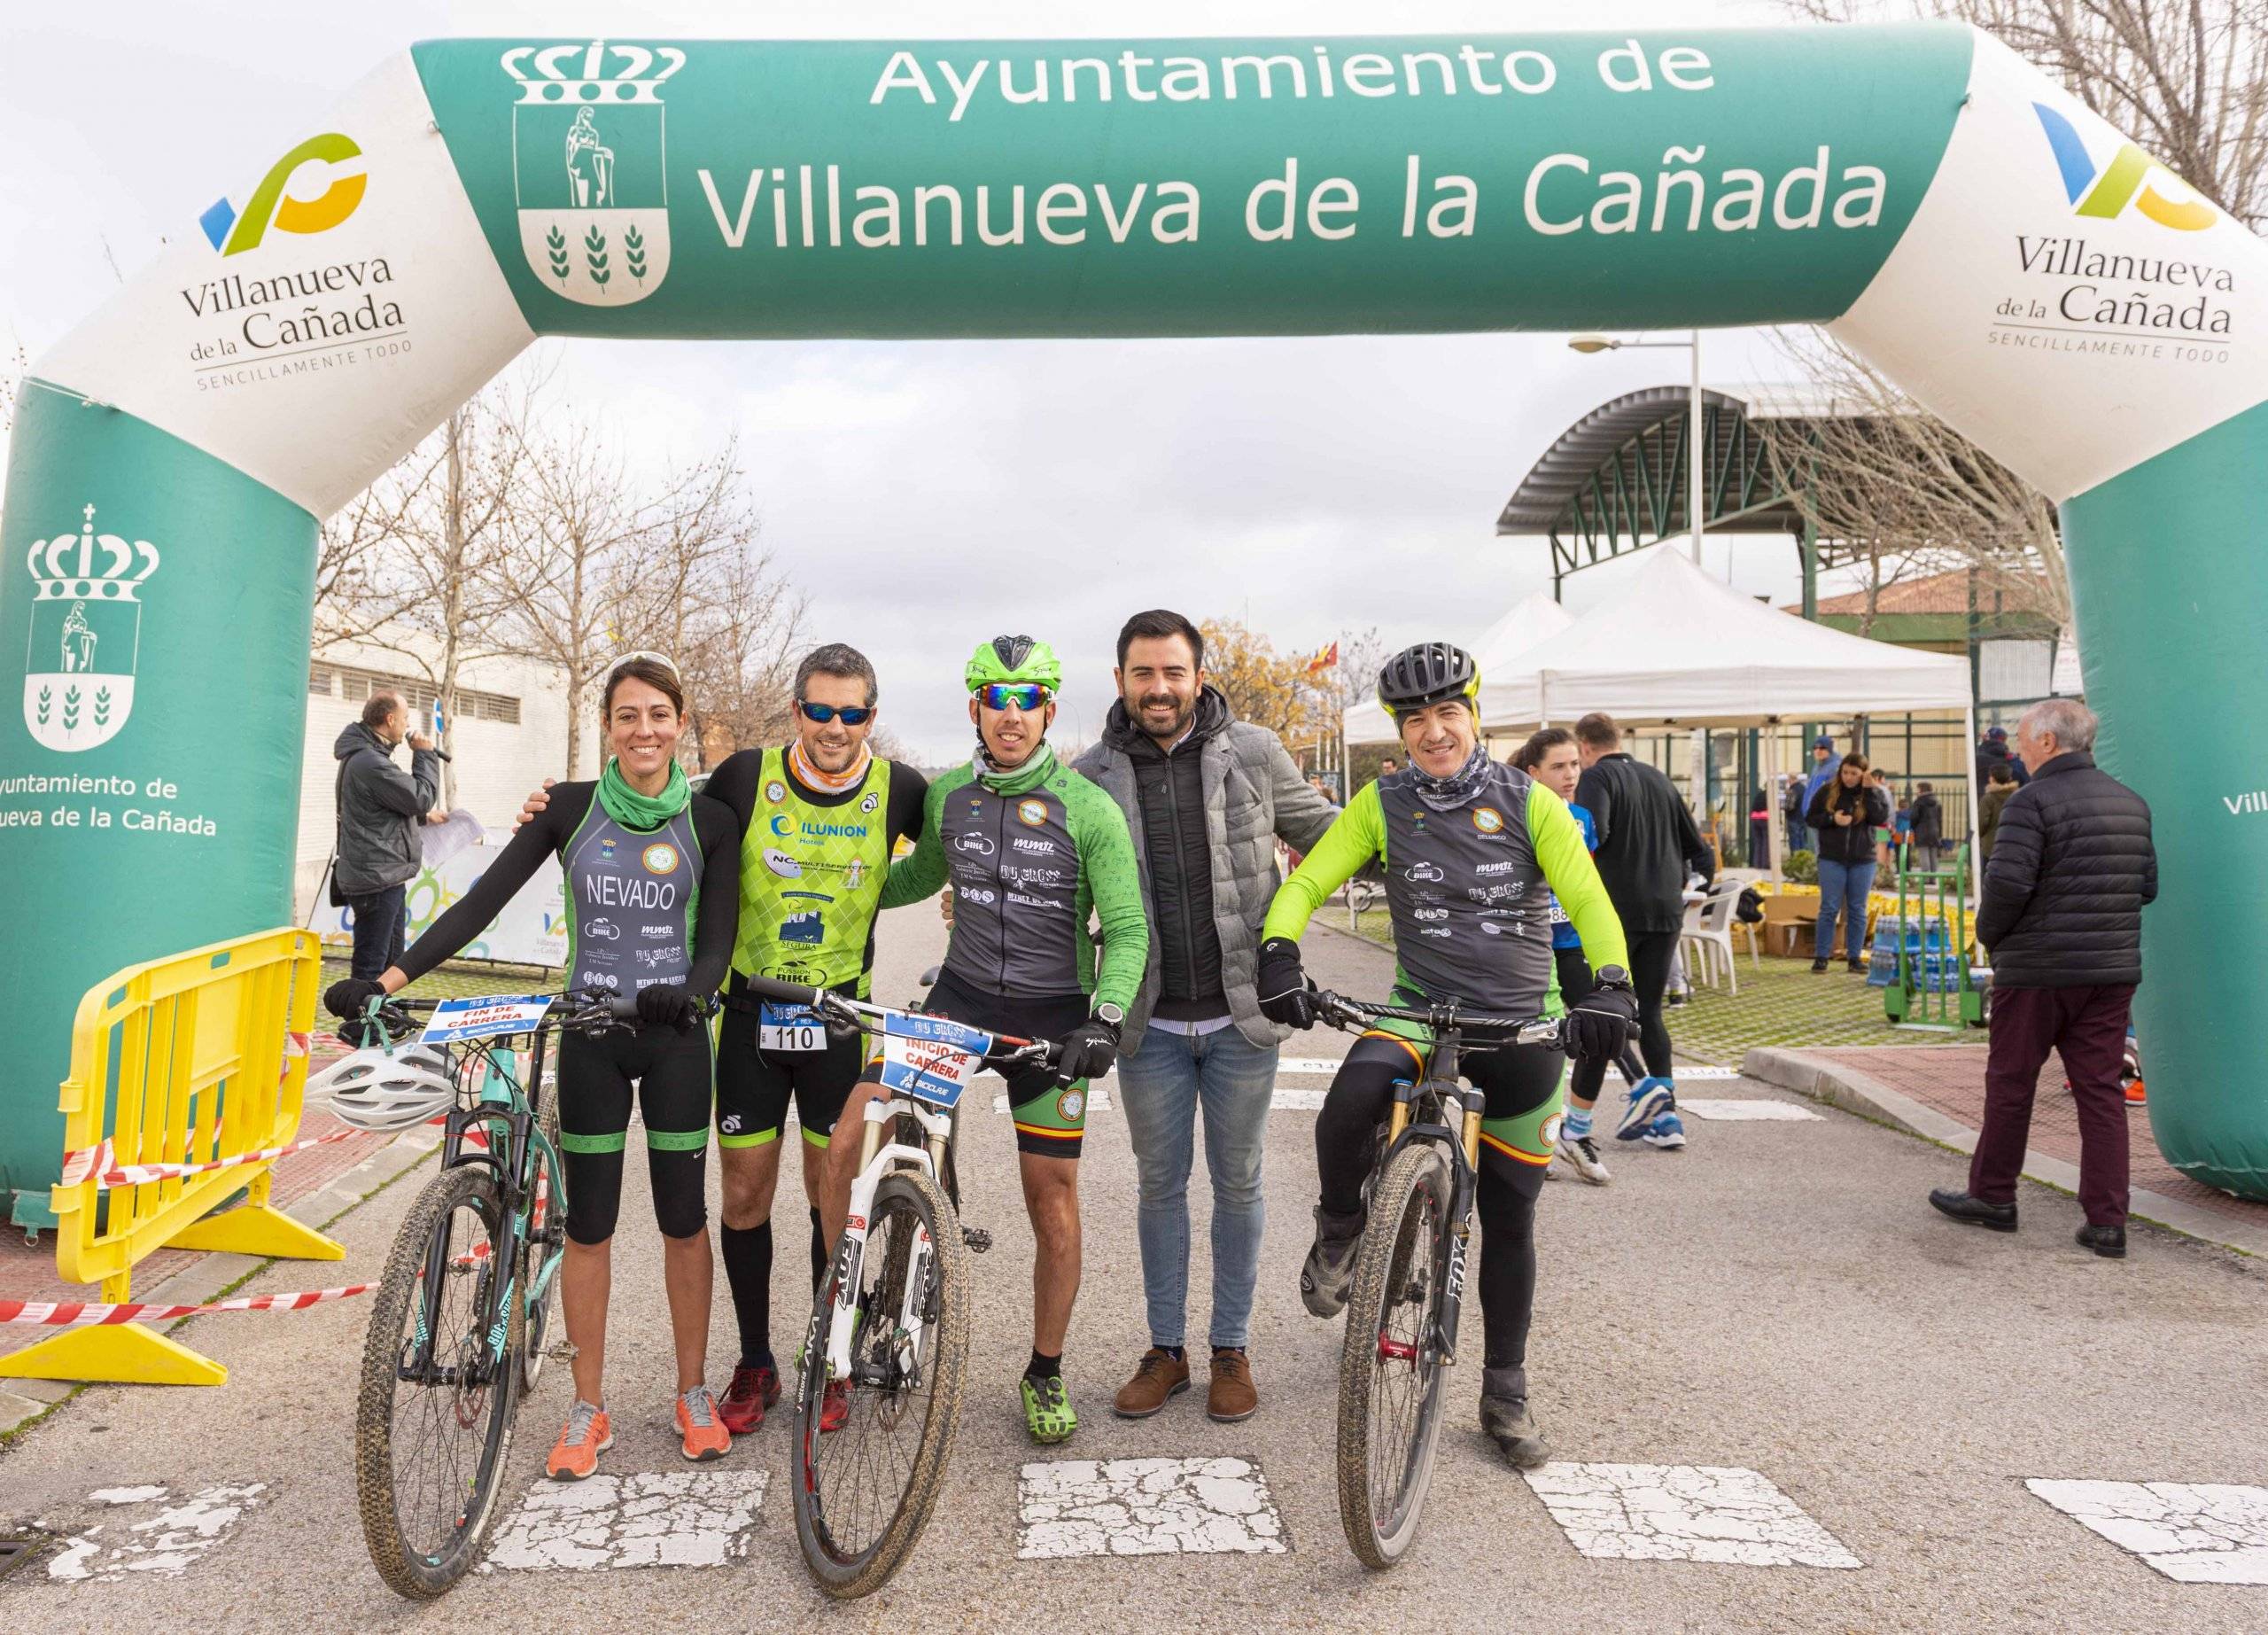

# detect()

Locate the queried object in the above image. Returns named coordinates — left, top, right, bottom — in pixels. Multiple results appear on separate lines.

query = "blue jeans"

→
left=1815, top=858, right=1875, bottom=963
left=1114, top=1022, right=1277, bottom=1351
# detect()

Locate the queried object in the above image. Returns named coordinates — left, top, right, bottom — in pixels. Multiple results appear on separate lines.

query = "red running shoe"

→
left=820, top=1379, right=850, bottom=1433
left=718, top=1361, right=781, bottom=1435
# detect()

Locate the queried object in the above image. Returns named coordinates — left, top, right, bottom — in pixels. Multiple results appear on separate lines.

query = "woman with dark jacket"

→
left=1806, top=752, right=1890, bottom=973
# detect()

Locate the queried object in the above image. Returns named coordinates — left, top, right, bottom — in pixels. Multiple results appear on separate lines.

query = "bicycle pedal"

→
left=961, top=1226, right=993, bottom=1254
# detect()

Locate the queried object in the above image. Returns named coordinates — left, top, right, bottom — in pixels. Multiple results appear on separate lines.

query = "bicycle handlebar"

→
left=1313, top=989, right=1564, bottom=1051
left=737, top=974, right=1061, bottom=1069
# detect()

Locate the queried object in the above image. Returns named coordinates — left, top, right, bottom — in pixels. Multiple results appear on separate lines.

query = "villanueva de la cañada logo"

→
left=23, top=505, right=160, bottom=753
left=198, top=133, right=368, bottom=254
left=2031, top=103, right=2214, bottom=231
left=503, top=40, right=684, bottom=306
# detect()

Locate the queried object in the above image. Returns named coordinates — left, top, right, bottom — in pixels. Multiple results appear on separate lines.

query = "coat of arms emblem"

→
left=502, top=41, right=684, bottom=307
left=23, top=504, right=159, bottom=753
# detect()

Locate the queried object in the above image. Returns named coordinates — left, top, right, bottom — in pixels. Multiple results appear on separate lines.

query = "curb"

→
left=0, top=1128, right=437, bottom=1440
left=1742, top=1046, right=2268, bottom=1259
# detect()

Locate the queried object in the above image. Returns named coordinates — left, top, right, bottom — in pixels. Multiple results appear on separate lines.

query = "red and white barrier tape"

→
left=0, top=1283, right=371, bottom=1327
left=58, top=1127, right=361, bottom=1191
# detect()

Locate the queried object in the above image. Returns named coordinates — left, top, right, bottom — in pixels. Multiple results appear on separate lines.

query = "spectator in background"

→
left=1978, top=760, right=2018, bottom=868
left=1748, top=782, right=1772, bottom=868
left=1806, top=752, right=1888, bottom=974
left=1868, top=768, right=1898, bottom=871
left=1379, top=757, right=1398, bottom=779
left=1783, top=774, right=1809, bottom=857
left=1977, top=725, right=2029, bottom=788
left=1908, top=782, right=1944, bottom=871
left=1573, top=712, right=1715, bottom=1152
left=330, top=690, right=441, bottom=1040
left=1930, top=699, right=2155, bottom=1258
left=1802, top=736, right=1839, bottom=851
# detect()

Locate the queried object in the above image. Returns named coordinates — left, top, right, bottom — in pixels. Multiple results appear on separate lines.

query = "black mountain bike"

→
left=1310, top=989, right=1564, bottom=1569
left=350, top=990, right=641, bottom=1598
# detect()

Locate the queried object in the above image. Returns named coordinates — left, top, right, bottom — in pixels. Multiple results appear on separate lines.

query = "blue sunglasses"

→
left=798, top=700, right=875, bottom=726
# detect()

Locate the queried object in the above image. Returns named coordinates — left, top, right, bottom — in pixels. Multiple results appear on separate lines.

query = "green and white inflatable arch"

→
left=4, top=26, right=2264, bottom=1221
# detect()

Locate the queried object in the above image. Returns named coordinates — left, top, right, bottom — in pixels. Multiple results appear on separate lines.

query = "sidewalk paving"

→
left=1744, top=1042, right=2268, bottom=1257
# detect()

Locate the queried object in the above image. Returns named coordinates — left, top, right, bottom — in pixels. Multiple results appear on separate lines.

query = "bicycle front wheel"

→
left=792, top=1168, right=969, bottom=1599
left=520, top=1085, right=564, bottom=1392
left=355, top=1163, right=524, bottom=1599
left=1336, top=1141, right=1454, bottom=1569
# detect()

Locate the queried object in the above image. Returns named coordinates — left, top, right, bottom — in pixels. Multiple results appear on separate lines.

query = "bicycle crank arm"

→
left=961, top=1225, right=992, bottom=1254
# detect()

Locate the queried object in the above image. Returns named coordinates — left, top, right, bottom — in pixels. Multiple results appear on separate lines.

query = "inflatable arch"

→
left=4, top=27, right=2265, bottom=1222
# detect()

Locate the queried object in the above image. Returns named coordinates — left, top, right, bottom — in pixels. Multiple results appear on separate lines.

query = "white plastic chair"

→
left=1680, top=886, right=1751, bottom=994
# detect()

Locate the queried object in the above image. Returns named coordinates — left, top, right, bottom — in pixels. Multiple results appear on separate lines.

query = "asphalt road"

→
left=6, top=900, right=2267, bottom=1632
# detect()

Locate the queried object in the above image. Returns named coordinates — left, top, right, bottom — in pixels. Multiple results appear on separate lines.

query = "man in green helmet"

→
left=818, top=634, right=1148, bottom=1445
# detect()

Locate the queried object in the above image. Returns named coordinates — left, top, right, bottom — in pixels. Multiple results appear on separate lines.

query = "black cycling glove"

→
left=1256, top=937, right=1322, bottom=1030
left=1055, top=1015, right=1121, bottom=1085
left=635, top=983, right=699, bottom=1032
left=324, top=977, right=385, bottom=1020
left=1563, top=967, right=1639, bottom=1063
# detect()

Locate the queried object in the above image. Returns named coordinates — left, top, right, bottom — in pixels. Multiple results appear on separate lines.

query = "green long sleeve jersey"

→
left=882, top=750, right=1149, bottom=1012
left=1263, top=761, right=1628, bottom=1016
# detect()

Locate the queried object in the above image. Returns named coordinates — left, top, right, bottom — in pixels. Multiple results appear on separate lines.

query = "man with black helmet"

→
left=1255, top=642, right=1638, bottom=1467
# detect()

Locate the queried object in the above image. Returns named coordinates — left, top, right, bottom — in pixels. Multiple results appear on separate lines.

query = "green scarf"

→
left=598, top=756, right=690, bottom=830
left=973, top=741, right=1057, bottom=798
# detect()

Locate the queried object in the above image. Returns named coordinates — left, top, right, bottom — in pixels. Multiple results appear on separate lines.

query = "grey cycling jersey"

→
left=1378, top=760, right=1555, bottom=1016
left=563, top=802, right=701, bottom=998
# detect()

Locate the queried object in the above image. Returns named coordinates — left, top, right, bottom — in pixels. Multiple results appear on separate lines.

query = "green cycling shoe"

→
left=1021, top=1373, right=1077, bottom=1444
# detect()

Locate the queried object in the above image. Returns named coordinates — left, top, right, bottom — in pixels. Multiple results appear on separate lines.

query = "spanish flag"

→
left=1305, top=641, right=1339, bottom=676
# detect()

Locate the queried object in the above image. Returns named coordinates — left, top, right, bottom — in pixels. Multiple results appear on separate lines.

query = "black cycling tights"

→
left=1568, top=928, right=1679, bottom=1105
left=1315, top=1040, right=1554, bottom=1373
left=556, top=1025, right=714, bottom=1244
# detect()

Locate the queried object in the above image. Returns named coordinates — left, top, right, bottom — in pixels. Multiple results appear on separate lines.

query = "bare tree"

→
left=665, top=535, right=806, bottom=767
left=1761, top=331, right=2070, bottom=631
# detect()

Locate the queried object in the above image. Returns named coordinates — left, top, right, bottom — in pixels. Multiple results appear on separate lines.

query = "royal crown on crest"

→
left=500, top=40, right=685, bottom=105
left=28, top=505, right=160, bottom=604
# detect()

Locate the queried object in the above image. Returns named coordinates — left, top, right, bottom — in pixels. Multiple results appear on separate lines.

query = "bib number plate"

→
left=759, top=1001, right=826, bottom=1052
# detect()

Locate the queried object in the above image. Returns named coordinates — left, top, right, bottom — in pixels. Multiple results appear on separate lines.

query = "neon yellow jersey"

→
left=729, top=747, right=896, bottom=996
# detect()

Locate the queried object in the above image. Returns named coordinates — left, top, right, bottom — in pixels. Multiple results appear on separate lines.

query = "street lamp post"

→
left=1567, top=330, right=1705, bottom=564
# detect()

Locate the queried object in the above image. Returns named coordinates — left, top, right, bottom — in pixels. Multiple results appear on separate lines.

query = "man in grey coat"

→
left=332, top=691, right=440, bottom=1032
left=1074, top=611, right=1337, bottom=1425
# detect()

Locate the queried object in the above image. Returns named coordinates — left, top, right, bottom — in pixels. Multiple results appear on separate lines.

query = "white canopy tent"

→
left=1340, top=589, right=1575, bottom=744
left=1475, top=549, right=1977, bottom=880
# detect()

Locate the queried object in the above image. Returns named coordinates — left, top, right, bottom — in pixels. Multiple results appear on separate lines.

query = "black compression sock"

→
left=1026, top=1349, right=1062, bottom=1383
left=719, top=1221, right=773, bottom=1368
left=809, top=1205, right=827, bottom=1289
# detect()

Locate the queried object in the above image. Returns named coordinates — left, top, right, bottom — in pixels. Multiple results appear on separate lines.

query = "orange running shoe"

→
left=547, top=1400, right=612, bottom=1481
left=718, top=1361, right=781, bottom=1435
left=820, top=1379, right=850, bottom=1433
left=2125, top=1078, right=2148, bottom=1106
left=677, top=1384, right=730, bottom=1461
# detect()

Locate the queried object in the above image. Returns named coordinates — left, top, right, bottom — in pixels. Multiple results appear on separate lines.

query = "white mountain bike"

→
left=739, top=971, right=1060, bottom=1599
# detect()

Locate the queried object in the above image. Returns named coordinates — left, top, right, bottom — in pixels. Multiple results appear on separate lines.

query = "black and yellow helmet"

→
left=1376, top=642, right=1480, bottom=717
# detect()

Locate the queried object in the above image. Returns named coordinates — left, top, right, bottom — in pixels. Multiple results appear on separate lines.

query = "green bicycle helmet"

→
left=965, top=635, right=1062, bottom=693
left=1377, top=641, right=1480, bottom=717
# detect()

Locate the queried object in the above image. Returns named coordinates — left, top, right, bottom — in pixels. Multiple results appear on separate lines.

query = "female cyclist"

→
left=325, top=655, right=741, bottom=1475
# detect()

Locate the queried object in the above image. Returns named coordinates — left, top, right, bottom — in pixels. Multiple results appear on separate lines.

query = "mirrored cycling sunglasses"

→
left=797, top=699, right=875, bottom=725
left=977, top=682, right=1052, bottom=712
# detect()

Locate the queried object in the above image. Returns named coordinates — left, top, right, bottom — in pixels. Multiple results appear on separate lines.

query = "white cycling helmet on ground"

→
left=309, top=1044, right=459, bottom=1132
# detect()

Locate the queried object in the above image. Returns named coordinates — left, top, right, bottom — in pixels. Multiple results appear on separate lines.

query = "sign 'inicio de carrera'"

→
left=2, top=26, right=2264, bottom=1220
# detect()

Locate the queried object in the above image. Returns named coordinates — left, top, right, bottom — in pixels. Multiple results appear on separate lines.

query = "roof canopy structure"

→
left=1475, top=547, right=1971, bottom=729
left=1341, top=590, right=1573, bottom=744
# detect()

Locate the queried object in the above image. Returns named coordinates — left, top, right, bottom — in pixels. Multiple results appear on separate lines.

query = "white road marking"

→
left=483, top=1470, right=768, bottom=1572
left=1272, top=1088, right=1328, bottom=1111
left=47, top=1483, right=267, bottom=1582
left=1017, top=1456, right=1290, bottom=1559
left=2027, top=1479, right=2268, bottom=1583
left=1678, top=1099, right=1823, bottom=1122
left=1276, top=1058, right=1345, bottom=1077
left=993, top=1088, right=1112, bottom=1115
left=1675, top=1066, right=1744, bottom=1080
left=1523, top=1463, right=1861, bottom=1569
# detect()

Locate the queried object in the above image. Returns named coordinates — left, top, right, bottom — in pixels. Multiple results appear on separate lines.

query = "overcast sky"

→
left=3, top=0, right=1867, bottom=766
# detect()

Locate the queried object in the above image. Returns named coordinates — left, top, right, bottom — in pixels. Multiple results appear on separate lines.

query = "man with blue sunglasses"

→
left=518, top=642, right=927, bottom=1438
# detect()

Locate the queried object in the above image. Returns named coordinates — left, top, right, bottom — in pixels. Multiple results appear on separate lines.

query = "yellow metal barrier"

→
left=0, top=927, right=340, bottom=1386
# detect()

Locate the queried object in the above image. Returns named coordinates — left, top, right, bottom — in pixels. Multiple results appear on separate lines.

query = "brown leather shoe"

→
left=1207, top=1348, right=1259, bottom=1422
left=1112, top=1347, right=1191, bottom=1419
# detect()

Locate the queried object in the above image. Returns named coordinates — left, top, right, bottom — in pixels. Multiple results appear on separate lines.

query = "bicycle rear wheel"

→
left=1336, top=1141, right=1453, bottom=1568
left=791, top=1168, right=969, bottom=1599
left=356, top=1163, right=524, bottom=1599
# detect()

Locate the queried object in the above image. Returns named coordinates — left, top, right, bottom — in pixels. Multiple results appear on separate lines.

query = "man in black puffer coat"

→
left=1930, top=699, right=2155, bottom=1257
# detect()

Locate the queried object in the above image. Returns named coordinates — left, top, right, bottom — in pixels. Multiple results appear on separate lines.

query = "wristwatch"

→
left=1590, top=965, right=1634, bottom=993
left=1092, top=1001, right=1127, bottom=1032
